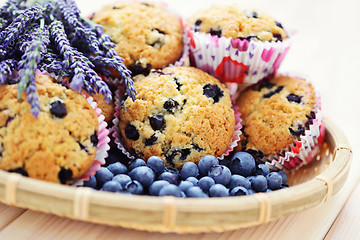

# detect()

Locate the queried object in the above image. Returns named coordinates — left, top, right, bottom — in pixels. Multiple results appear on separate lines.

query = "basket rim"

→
left=0, top=116, right=353, bottom=233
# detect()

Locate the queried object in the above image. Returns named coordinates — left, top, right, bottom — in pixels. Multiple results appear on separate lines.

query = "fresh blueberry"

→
left=209, top=184, right=229, bottom=197
left=101, top=180, right=123, bottom=192
left=247, top=189, right=256, bottom=195
left=278, top=170, right=288, bottom=184
left=266, top=172, right=283, bottom=190
left=107, top=162, right=127, bottom=175
left=180, top=191, right=186, bottom=198
left=147, top=156, right=165, bottom=175
left=251, top=175, right=268, bottom=192
left=128, top=158, right=147, bottom=171
left=230, top=152, right=256, bottom=177
left=158, top=171, right=178, bottom=185
left=158, top=184, right=182, bottom=197
left=247, top=176, right=256, bottom=183
left=149, top=180, right=170, bottom=196
left=129, top=166, right=155, bottom=187
left=186, top=176, right=199, bottom=186
left=228, top=175, right=251, bottom=189
left=198, top=155, right=219, bottom=176
left=163, top=166, right=180, bottom=179
left=208, top=165, right=231, bottom=186
left=125, top=124, right=139, bottom=140
left=198, top=176, right=215, bottom=193
left=195, top=19, right=202, bottom=26
left=178, top=180, right=194, bottom=193
left=113, top=174, right=132, bottom=188
left=95, top=167, right=114, bottom=188
left=125, top=180, right=144, bottom=195
left=230, top=186, right=248, bottom=196
left=186, top=186, right=208, bottom=198
left=50, top=101, right=67, bottom=118
left=149, top=114, right=165, bottom=130
left=180, top=162, right=199, bottom=180
left=254, top=164, right=270, bottom=176
left=83, top=175, right=97, bottom=189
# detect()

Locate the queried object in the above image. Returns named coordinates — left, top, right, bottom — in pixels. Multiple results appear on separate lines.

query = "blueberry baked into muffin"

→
left=188, top=6, right=287, bottom=42
left=117, top=66, right=235, bottom=169
left=92, top=1, right=184, bottom=76
left=0, top=75, right=99, bottom=184
left=235, top=75, right=319, bottom=164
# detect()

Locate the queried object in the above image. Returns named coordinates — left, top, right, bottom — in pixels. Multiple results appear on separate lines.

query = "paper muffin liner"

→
left=34, top=70, right=110, bottom=184
left=75, top=95, right=111, bottom=184
left=169, top=19, right=190, bottom=67
left=184, top=21, right=292, bottom=91
left=112, top=88, right=242, bottom=162
left=258, top=74, right=325, bottom=171
left=218, top=100, right=242, bottom=160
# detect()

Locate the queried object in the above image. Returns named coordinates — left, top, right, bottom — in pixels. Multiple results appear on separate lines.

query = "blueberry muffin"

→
left=0, top=74, right=99, bottom=184
left=235, top=75, right=317, bottom=160
left=92, top=1, right=184, bottom=76
left=118, top=66, right=235, bottom=168
left=92, top=93, right=115, bottom=124
left=188, top=6, right=287, bottom=42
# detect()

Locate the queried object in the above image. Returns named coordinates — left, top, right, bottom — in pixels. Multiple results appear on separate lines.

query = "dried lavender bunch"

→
left=1, top=5, right=42, bottom=48
left=17, top=25, right=50, bottom=116
left=49, top=19, right=111, bottom=100
left=0, top=0, right=136, bottom=117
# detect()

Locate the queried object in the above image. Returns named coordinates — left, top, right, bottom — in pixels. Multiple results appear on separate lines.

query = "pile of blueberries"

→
left=83, top=149, right=289, bottom=197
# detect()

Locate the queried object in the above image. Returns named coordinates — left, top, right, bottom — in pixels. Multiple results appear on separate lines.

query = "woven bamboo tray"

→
left=0, top=116, right=352, bottom=233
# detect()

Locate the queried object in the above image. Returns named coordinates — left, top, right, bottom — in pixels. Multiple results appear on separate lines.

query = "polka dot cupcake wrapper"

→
left=261, top=74, right=325, bottom=171
left=34, top=71, right=110, bottom=184
left=184, top=21, right=293, bottom=90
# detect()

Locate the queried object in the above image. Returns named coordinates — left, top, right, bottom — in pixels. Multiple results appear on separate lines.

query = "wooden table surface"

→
left=1, top=0, right=359, bottom=239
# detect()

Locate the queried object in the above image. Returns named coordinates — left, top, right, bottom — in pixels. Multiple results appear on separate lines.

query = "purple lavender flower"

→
left=49, top=20, right=111, bottom=101
left=89, top=55, right=136, bottom=101
left=17, top=26, right=49, bottom=117
left=0, top=59, right=17, bottom=84
left=56, top=0, right=100, bottom=55
left=1, top=5, right=43, bottom=48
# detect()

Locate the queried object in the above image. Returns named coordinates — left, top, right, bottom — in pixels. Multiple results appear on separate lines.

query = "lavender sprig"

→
left=0, top=59, right=17, bottom=84
left=17, top=25, right=49, bottom=117
left=49, top=20, right=112, bottom=100
left=1, top=5, right=42, bottom=47
left=56, top=0, right=101, bottom=55
left=89, top=55, right=136, bottom=101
